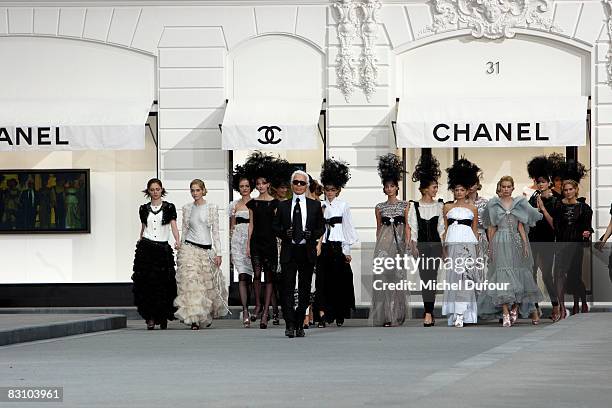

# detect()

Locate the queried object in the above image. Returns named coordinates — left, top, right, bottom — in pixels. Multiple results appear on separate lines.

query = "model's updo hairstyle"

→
left=412, top=154, right=441, bottom=193
left=562, top=179, right=580, bottom=193
left=190, top=178, right=207, bottom=195
left=142, top=178, right=167, bottom=197
left=498, top=175, right=514, bottom=187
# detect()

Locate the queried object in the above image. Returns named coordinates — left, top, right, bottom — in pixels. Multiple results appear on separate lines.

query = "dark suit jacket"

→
left=273, top=197, right=324, bottom=264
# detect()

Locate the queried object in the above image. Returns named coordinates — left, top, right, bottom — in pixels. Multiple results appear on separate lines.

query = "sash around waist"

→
left=325, top=216, right=343, bottom=226
left=381, top=215, right=405, bottom=226
left=235, top=217, right=249, bottom=225
left=447, top=218, right=472, bottom=227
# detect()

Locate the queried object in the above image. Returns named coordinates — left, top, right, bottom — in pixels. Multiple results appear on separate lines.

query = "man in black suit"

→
left=18, top=179, right=38, bottom=229
left=273, top=170, right=324, bottom=338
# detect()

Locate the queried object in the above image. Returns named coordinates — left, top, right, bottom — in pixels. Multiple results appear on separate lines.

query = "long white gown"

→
left=441, top=206, right=480, bottom=326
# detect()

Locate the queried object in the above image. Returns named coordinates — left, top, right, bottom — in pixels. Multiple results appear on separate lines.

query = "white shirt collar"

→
left=293, top=194, right=306, bottom=203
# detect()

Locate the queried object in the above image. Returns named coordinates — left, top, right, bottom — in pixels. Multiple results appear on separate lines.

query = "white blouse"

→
left=142, top=204, right=171, bottom=242
left=321, top=198, right=359, bottom=256
left=407, top=200, right=445, bottom=242
left=181, top=202, right=222, bottom=256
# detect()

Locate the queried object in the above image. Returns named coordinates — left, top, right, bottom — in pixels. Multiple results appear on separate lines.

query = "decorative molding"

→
left=423, top=0, right=561, bottom=40
left=332, top=0, right=360, bottom=102
left=605, top=0, right=612, bottom=87
left=332, top=0, right=381, bottom=103
left=358, top=0, right=381, bottom=102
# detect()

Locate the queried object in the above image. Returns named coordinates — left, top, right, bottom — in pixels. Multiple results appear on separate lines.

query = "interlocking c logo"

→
left=257, top=126, right=282, bottom=145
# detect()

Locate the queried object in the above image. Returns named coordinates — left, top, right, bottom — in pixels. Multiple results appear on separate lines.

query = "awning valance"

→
left=395, top=96, right=588, bottom=148
left=0, top=98, right=153, bottom=151
left=221, top=98, right=321, bottom=150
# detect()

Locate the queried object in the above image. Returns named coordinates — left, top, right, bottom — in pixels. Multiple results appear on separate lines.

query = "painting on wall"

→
left=0, top=169, right=90, bottom=234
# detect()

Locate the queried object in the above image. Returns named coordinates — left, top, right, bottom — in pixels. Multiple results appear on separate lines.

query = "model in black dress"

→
left=540, top=162, right=592, bottom=318
left=527, top=156, right=559, bottom=321
left=243, top=152, right=280, bottom=329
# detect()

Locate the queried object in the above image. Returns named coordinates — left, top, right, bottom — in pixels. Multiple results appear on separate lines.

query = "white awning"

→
left=221, top=98, right=321, bottom=150
left=396, top=96, right=588, bottom=148
left=0, top=98, right=153, bottom=151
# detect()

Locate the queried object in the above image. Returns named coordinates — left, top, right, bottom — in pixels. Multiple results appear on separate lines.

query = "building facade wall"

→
left=0, top=0, right=610, bottom=306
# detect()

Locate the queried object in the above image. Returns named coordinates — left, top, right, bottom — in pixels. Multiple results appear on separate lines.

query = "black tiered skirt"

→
left=131, top=238, right=178, bottom=323
left=315, top=242, right=356, bottom=321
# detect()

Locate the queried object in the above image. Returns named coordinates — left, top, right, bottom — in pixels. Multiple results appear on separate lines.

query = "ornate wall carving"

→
left=424, top=0, right=560, bottom=39
left=605, top=0, right=612, bottom=86
left=332, top=0, right=382, bottom=102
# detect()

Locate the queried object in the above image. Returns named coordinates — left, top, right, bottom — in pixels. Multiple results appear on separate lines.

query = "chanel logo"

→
left=257, top=126, right=282, bottom=145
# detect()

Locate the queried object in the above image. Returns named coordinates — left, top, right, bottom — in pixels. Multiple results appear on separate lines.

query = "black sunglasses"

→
left=292, top=180, right=307, bottom=186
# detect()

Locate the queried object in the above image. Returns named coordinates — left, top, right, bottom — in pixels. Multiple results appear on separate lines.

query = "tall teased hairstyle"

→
left=320, top=158, right=351, bottom=189
left=527, top=155, right=552, bottom=181
left=562, top=158, right=587, bottom=184
left=308, top=175, right=323, bottom=197
left=377, top=153, right=405, bottom=186
left=412, top=154, right=441, bottom=191
left=270, top=157, right=294, bottom=189
left=231, top=164, right=251, bottom=192
left=242, top=151, right=277, bottom=185
left=547, top=153, right=588, bottom=183
left=548, top=152, right=566, bottom=181
left=446, top=157, right=480, bottom=190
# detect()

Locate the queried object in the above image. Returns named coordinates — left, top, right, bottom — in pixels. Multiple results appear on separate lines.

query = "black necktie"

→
left=292, top=198, right=304, bottom=242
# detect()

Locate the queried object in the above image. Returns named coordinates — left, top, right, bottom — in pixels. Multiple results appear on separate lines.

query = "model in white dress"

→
left=441, top=206, right=480, bottom=327
left=174, top=200, right=229, bottom=328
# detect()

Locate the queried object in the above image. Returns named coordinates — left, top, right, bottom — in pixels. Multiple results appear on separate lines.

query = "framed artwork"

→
left=0, top=169, right=90, bottom=234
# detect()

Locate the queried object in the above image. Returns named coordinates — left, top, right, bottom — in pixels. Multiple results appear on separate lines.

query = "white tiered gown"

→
left=441, top=206, right=480, bottom=326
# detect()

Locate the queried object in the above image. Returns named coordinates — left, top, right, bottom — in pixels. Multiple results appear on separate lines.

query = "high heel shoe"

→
left=423, top=313, right=434, bottom=328
left=251, top=306, right=262, bottom=322
left=191, top=323, right=200, bottom=330
left=272, top=311, right=280, bottom=326
left=159, top=319, right=168, bottom=330
left=502, top=313, right=511, bottom=327
left=146, top=320, right=155, bottom=330
left=317, top=315, right=326, bottom=328
left=454, top=314, right=464, bottom=328
left=572, top=304, right=580, bottom=315
left=551, top=306, right=561, bottom=323
left=510, top=308, right=518, bottom=326
left=260, top=312, right=268, bottom=329
left=581, top=303, right=589, bottom=313
left=242, top=309, right=250, bottom=328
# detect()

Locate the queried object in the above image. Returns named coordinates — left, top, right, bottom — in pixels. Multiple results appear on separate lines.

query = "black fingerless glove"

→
left=286, top=228, right=293, bottom=239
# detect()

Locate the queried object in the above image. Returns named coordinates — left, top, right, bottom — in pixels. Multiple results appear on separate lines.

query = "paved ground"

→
left=0, top=314, right=118, bottom=331
left=1, top=314, right=611, bottom=408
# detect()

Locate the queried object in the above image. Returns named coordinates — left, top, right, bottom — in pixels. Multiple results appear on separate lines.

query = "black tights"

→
left=252, top=255, right=278, bottom=317
left=238, top=273, right=251, bottom=312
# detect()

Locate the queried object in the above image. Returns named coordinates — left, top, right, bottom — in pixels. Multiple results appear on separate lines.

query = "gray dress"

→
left=370, top=200, right=410, bottom=326
left=478, top=196, right=543, bottom=318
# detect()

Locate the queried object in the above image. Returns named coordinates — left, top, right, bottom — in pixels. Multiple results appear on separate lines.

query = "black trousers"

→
left=281, top=245, right=314, bottom=329
left=418, top=242, right=442, bottom=315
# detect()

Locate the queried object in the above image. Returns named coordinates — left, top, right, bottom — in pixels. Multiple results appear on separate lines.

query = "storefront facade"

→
left=1, top=0, right=610, bottom=306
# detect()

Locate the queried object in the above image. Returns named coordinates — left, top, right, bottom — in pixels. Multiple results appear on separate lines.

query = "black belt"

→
left=381, top=215, right=405, bottom=226
left=381, top=215, right=405, bottom=252
left=235, top=217, right=249, bottom=225
left=185, top=240, right=212, bottom=250
left=447, top=218, right=472, bottom=227
left=324, top=216, right=343, bottom=241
